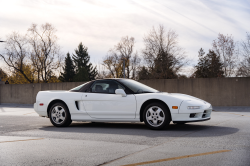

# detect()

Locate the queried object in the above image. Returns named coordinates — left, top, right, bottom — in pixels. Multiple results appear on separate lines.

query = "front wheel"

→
left=49, top=102, right=72, bottom=127
left=143, top=102, right=171, bottom=130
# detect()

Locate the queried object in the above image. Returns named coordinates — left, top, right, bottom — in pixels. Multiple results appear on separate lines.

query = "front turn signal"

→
left=172, top=106, right=178, bottom=109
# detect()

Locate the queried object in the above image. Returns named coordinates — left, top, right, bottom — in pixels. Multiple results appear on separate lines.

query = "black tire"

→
left=49, top=102, right=72, bottom=127
left=143, top=102, right=171, bottom=130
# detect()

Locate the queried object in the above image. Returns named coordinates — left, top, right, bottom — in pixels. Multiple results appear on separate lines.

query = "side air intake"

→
left=75, top=101, right=79, bottom=110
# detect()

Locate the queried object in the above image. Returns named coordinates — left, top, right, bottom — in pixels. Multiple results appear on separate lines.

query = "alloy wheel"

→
left=51, top=106, right=66, bottom=124
left=146, top=106, right=165, bottom=127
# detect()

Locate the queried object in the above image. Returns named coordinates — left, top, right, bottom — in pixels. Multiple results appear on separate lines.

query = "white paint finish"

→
left=134, top=92, right=184, bottom=118
left=179, top=100, right=211, bottom=113
left=35, top=91, right=89, bottom=117
left=34, top=88, right=212, bottom=123
left=115, top=89, right=127, bottom=97
left=82, top=93, right=136, bottom=119
left=171, top=113, right=211, bottom=122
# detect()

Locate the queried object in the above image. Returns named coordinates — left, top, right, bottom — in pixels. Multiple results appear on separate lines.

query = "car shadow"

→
left=38, top=122, right=239, bottom=138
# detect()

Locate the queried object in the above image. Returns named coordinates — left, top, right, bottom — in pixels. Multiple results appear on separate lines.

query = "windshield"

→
left=118, top=79, right=159, bottom=94
left=70, top=82, right=90, bottom=91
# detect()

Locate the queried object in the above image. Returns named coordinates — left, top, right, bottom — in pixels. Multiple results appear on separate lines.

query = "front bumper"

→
left=172, top=106, right=212, bottom=122
left=173, top=117, right=210, bottom=123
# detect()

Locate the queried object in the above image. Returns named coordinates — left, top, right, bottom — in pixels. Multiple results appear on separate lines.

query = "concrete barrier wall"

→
left=0, top=82, right=86, bottom=105
left=0, top=77, right=249, bottom=106
left=139, top=77, right=250, bottom=106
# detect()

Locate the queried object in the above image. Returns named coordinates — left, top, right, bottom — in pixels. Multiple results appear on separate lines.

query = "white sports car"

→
left=34, top=79, right=212, bottom=130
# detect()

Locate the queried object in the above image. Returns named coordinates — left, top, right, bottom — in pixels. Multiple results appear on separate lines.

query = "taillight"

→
left=39, top=103, right=44, bottom=106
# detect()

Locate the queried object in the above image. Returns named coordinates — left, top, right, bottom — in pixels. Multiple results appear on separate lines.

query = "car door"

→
left=82, top=80, right=136, bottom=119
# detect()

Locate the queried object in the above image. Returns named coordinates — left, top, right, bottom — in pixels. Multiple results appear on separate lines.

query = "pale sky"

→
left=0, top=0, right=250, bottom=74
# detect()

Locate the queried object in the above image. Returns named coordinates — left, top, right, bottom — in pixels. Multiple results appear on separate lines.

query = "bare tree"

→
left=142, top=25, right=187, bottom=79
left=0, top=32, right=34, bottom=83
left=237, top=33, right=250, bottom=77
left=115, top=36, right=135, bottom=78
left=27, top=23, right=62, bottom=83
left=130, top=52, right=141, bottom=80
left=102, top=36, right=141, bottom=79
left=102, top=49, right=123, bottom=78
left=0, top=67, right=8, bottom=82
left=212, top=33, right=238, bottom=77
left=96, top=63, right=111, bottom=79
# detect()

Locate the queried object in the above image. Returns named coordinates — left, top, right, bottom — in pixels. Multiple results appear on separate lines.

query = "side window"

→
left=91, top=82, right=109, bottom=93
left=90, top=80, right=125, bottom=94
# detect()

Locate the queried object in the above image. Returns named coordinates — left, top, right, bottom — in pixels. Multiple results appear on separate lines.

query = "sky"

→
left=0, top=0, right=250, bottom=75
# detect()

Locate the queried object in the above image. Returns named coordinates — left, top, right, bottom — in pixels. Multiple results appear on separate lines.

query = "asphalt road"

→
left=0, top=104, right=250, bottom=166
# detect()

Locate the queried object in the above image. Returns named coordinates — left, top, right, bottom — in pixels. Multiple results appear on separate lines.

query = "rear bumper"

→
left=34, top=102, right=47, bottom=117
left=34, top=103, right=37, bottom=112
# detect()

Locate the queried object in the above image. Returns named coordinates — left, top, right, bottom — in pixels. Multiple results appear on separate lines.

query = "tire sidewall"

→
left=49, top=102, right=71, bottom=127
left=143, top=102, right=171, bottom=130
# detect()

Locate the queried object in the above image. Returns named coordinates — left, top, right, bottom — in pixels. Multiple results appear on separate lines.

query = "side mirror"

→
left=115, top=89, right=127, bottom=97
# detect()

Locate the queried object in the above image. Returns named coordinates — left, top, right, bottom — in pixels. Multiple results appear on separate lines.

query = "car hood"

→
left=168, top=93, right=209, bottom=104
left=43, top=90, right=68, bottom=92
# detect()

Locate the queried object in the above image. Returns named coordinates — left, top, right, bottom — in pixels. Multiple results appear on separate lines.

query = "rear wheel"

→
left=143, top=102, right=171, bottom=130
left=49, top=102, right=72, bottom=127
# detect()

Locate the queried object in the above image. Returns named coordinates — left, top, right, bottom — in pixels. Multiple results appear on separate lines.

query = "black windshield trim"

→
left=87, top=79, right=134, bottom=94
left=69, top=79, right=157, bottom=94
left=69, top=81, right=94, bottom=92
left=113, top=80, right=134, bottom=94
left=116, top=79, right=158, bottom=94
left=79, top=81, right=95, bottom=92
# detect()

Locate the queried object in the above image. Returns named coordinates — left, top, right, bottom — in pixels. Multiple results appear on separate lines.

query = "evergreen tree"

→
left=73, top=67, right=89, bottom=82
left=72, top=42, right=97, bottom=81
left=194, top=48, right=210, bottom=78
left=138, top=66, right=151, bottom=80
left=153, top=51, right=178, bottom=79
left=59, top=53, right=75, bottom=82
left=207, top=50, right=224, bottom=77
left=178, top=74, right=188, bottom=79
left=195, top=49, right=224, bottom=78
